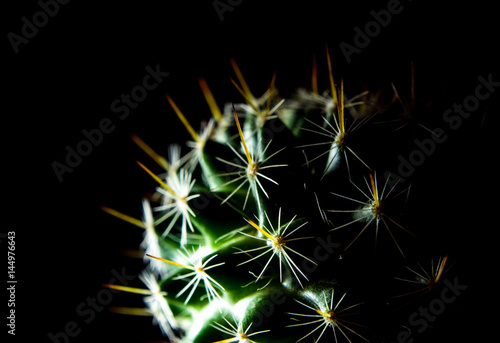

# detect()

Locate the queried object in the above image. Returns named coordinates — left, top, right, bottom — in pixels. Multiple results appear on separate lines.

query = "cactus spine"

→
left=103, top=51, right=452, bottom=343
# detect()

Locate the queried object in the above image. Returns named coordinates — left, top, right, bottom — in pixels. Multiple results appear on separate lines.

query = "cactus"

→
left=102, top=50, right=455, bottom=342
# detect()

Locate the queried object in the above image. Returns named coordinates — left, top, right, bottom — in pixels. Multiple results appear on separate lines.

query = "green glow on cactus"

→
left=101, top=50, right=453, bottom=343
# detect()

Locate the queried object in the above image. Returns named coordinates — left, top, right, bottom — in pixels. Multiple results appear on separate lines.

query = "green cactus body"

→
left=103, top=53, right=452, bottom=343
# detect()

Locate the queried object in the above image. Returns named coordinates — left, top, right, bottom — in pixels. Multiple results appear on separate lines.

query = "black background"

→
left=3, top=0, right=498, bottom=342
